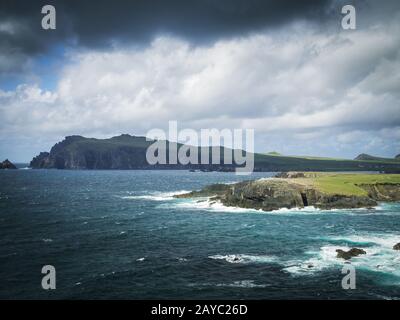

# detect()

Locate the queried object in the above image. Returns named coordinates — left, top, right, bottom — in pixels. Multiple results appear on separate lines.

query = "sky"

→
left=0, top=0, right=399, bottom=162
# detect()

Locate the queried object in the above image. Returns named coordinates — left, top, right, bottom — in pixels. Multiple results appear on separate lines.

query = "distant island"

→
left=354, top=153, right=400, bottom=162
left=0, top=159, right=17, bottom=170
left=29, top=134, right=400, bottom=172
left=175, top=172, right=400, bottom=211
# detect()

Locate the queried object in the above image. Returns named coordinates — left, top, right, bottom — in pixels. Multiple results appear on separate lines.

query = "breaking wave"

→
left=284, top=233, right=400, bottom=278
left=206, top=233, right=400, bottom=281
left=209, top=254, right=276, bottom=264
left=118, top=190, right=190, bottom=201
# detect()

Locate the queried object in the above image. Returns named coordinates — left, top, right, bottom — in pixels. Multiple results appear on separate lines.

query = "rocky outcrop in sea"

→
left=336, top=248, right=366, bottom=260
left=175, top=173, right=400, bottom=211
left=0, top=159, right=17, bottom=169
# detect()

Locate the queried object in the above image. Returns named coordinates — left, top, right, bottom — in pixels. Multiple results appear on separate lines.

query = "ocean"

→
left=0, top=169, right=399, bottom=299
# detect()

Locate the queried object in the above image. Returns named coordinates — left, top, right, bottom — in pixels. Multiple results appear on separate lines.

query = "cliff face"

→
left=30, top=135, right=152, bottom=169
left=358, top=183, right=400, bottom=201
left=30, top=152, right=51, bottom=168
left=217, top=180, right=377, bottom=211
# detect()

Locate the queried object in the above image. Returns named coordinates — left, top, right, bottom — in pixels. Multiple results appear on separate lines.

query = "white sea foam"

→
left=206, top=232, right=400, bottom=281
left=322, top=234, right=400, bottom=248
left=283, top=246, right=346, bottom=275
left=242, top=223, right=256, bottom=229
left=209, top=254, right=276, bottom=264
left=119, top=190, right=190, bottom=201
left=190, top=280, right=267, bottom=288
left=173, top=199, right=360, bottom=215
left=173, top=198, right=264, bottom=213
left=284, top=233, right=400, bottom=278
left=170, top=197, right=392, bottom=215
left=270, top=205, right=392, bottom=216
left=215, top=280, right=267, bottom=288
left=270, top=206, right=321, bottom=214
left=374, top=294, right=400, bottom=300
left=177, top=257, right=188, bottom=262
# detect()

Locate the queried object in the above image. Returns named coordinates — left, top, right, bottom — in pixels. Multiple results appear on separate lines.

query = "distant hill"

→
left=354, top=153, right=400, bottom=162
left=396, top=154, right=400, bottom=159
left=30, top=135, right=400, bottom=172
left=355, top=153, right=384, bottom=161
left=266, top=151, right=282, bottom=156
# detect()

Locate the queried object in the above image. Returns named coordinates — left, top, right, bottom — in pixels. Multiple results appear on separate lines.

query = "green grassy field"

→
left=285, top=173, right=400, bottom=196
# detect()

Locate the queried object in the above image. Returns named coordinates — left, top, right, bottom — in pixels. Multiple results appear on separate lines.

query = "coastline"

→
left=175, top=172, right=400, bottom=211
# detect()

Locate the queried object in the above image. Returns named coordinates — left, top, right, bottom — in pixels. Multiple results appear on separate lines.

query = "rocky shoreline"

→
left=175, top=172, right=400, bottom=211
left=176, top=172, right=400, bottom=263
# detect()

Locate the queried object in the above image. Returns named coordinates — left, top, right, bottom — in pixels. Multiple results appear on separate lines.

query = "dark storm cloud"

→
left=1, top=0, right=400, bottom=161
left=59, top=0, right=335, bottom=44
left=0, top=0, right=334, bottom=72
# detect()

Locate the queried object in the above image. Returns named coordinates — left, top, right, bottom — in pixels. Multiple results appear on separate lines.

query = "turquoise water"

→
left=0, top=170, right=399, bottom=299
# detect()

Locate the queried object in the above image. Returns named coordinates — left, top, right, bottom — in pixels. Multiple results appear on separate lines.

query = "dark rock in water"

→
left=0, top=159, right=17, bottom=169
left=393, top=243, right=400, bottom=250
left=336, top=248, right=366, bottom=260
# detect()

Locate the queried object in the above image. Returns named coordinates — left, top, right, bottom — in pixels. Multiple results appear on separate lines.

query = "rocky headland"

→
left=175, top=172, right=400, bottom=211
left=29, top=135, right=400, bottom=172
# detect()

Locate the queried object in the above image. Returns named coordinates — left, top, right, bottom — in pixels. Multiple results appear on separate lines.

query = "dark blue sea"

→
left=0, top=169, right=399, bottom=299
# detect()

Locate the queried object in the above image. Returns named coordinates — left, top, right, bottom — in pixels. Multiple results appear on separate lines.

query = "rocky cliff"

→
left=30, top=135, right=156, bottom=169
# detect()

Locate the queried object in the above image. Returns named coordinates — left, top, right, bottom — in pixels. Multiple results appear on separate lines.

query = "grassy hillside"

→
left=281, top=172, right=400, bottom=196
